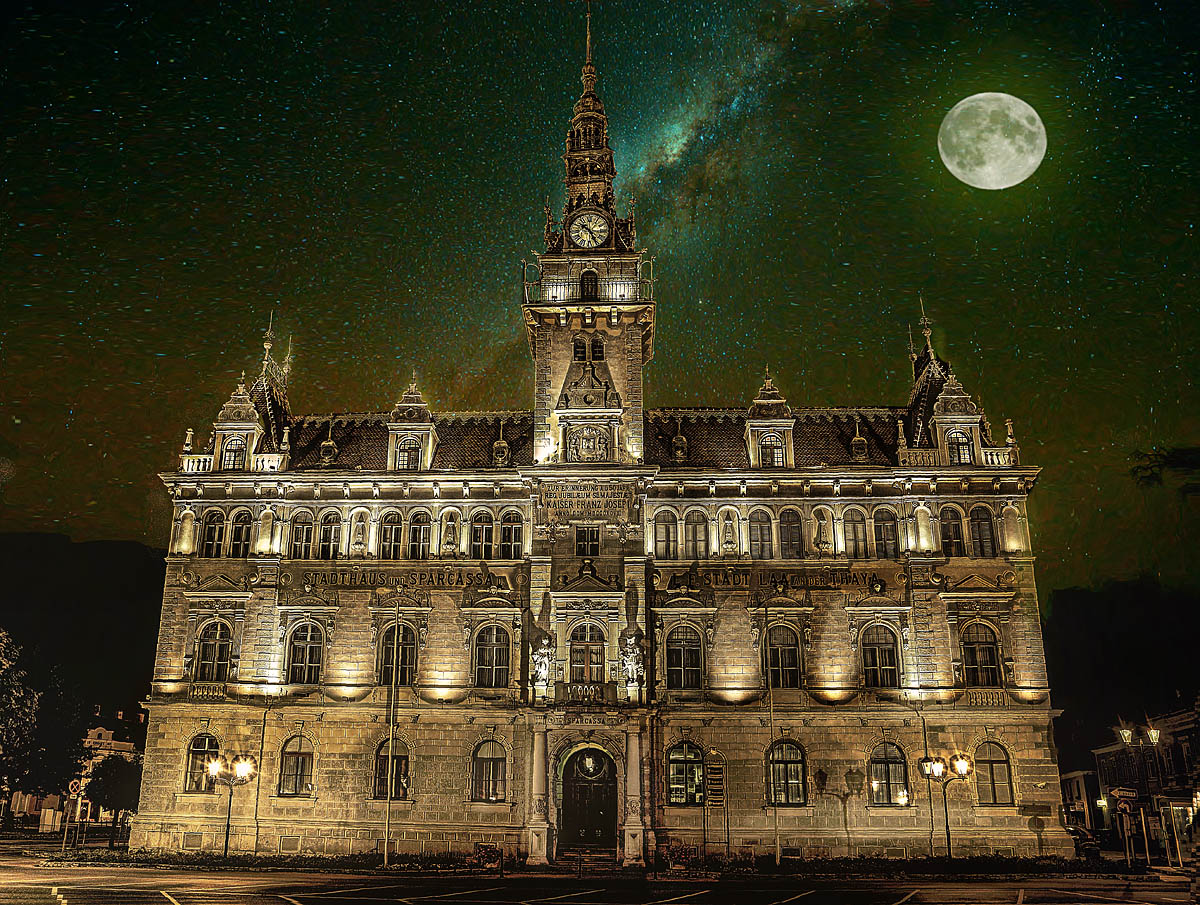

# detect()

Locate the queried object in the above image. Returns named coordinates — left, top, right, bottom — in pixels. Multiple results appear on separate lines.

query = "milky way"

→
left=2, top=0, right=1198, bottom=600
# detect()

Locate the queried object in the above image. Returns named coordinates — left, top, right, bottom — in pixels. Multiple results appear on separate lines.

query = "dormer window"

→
left=760, top=434, right=784, bottom=468
left=220, top=437, right=246, bottom=470
left=946, top=430, right=973, bottom=465
left=397, top=438, right=421, bottom=471
left=580, top=270, right=599, bottom=302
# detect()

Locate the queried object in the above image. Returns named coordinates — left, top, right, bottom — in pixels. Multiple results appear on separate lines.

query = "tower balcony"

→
left=523, top=279, right=653, bottom=307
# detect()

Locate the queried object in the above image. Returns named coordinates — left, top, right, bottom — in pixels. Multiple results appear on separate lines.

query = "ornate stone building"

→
left=132, top=14, right=1072, bottom=863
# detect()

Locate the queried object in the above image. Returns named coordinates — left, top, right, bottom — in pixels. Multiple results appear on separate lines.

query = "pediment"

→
left=557, top=559, right=622, bottom=593
left=187, top=573, right=250, bottom=594
left=941, top=571, right=1016, bottom=595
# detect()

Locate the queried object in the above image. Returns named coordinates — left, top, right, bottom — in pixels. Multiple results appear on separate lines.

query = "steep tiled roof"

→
left=290, top=414, right=390, bottom=470
left=430, top=413, right=535, bottom=470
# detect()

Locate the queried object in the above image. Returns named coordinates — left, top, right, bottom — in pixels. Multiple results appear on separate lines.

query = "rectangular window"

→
left=290, top=522, right=313, bottom=560
left=408, top=522, right=430, bottom=560
left=668, top=761, right=704, bottom=806
left=471, top=757, right=506, bottom=801
left=278, top=753, right=313, bottom=797
left=874, top=519, right=899, bottom=558
left=575, top=526, right=600, bottom=557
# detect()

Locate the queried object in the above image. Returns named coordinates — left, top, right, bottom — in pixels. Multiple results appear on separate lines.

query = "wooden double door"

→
left=560, top=748, right=617, bottom=849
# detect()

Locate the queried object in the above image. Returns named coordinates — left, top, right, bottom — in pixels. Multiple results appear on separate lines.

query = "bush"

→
left=42, top=848, right=475, bottom=872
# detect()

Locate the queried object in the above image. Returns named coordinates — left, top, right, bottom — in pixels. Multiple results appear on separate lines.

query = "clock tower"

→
left=523, top=7, right=654, bottom=465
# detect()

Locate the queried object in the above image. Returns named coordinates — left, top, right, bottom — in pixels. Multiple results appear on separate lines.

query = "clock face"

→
left=569, top=212, right=609, bottom=248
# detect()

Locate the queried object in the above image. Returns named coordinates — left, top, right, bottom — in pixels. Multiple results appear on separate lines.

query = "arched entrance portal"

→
left=560, top=747, right=617, bottom=849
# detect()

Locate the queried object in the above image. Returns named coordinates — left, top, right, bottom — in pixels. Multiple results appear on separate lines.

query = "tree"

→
left=0, top=630, right=39, bottom=827
left=85, top=755, right=142, bottom=848
left=1131, top=446, right=1200, bottom=496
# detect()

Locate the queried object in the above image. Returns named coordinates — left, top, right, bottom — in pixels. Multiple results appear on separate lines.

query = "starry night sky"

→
left=2, top=0, right=1198, bottom=601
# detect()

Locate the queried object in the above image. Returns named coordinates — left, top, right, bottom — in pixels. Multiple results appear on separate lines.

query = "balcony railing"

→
left=523, top=279, right=654, bottom=306
left=180, top=454, right=214, bottom=473
left=554, top=681, right=618, bottom=705
left=981, top=447, right=1017, bottom=466
left=190, top=682, right=227, bottom=702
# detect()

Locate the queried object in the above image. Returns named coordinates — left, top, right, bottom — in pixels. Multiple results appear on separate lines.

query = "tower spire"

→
left=918, top=293, right=933, bottom=352
left=581, top=0, right=595, bottom=91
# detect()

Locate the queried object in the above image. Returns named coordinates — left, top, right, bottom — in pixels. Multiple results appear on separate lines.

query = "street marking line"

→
left=412, top=887, right=505, bottom=901
left=765, top=893, right=816, bottom=905
left=1016, top=890, right=1025, bottom=905
left=525, top=889, right=605, bottom=902
left=648, top=891, right=712, bottom=905
left=277, top=897, right=306, bottom=905
left=305, top=883, right=419, bottom=898
left=161, top=893, right=183, bottom=905
left=1061, top=891, right=1155, bottom=905
left=890, top=892, right=919, bottom=905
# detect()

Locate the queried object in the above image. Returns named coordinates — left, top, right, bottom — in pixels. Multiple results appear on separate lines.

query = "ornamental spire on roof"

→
left=564, top=0, right=615, bottom=215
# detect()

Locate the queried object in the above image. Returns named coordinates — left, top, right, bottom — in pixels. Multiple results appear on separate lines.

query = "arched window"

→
left=378, top=623, right=417, bottom=686
left=749, top=509, right=773, bottom=560
left=760, top=434, right=784, bottom=468
left=780, top=509, right=804, bottom=559
left=665, top=626, right=702, bottom=690
left=765, top=625, right=801, bottom=689
left=317, top=512, right=341, bottom=560
left=220, top=436, right=246, bottom=470
left=373, top=739, right=410, bottom=800
left=474, top=625, right=510, bottom=688
left=961, top=623, right=1001, bottom=687
left=684, top=511, right=708, bottom=560
left=278, top=736, right=314, bottom=797
left=947, top=430, right=973, bottom=465
left=975, top=741, right=1014, bottom=805
left=873, top=509, right=899, bottom=559
left=397, top=437, right=421, bottom=471
left=200, top=511, right=226, bottom=558
left=290, top=511, right=314, bottom=560
left=287, top=623, right=324, bottom=685
left=861, top=624, right=900, bottom=688
left=573, top=336, right=587, bottom=361
left=498, top=512, right=523, bottom=559
left=408, top=512, right=431, bottom=560
left=569, top=623, right=606, bottom=684
left=184, top=734, right=219, bottom=792
left=471, top=739, right=507, bottom=801
left=969, top=506, right=997, bottom=558
left=868, top=743, right=909, bottom=807
left=766, top=741, right=806, bottom=806
left=470, top=511, right=494, bottom=560
left=580, top=270, right=599, bottom=302
left=379, top=512, right=403, bottom=560
left=940, top=507, right=965, bottom=557
left=844, top=510, right=868, bottom=559
left=195, top=622, right=232, bottom=683
left=666, top=742, right=705, bottom=806
left=228, top=511, right=252, bottom=558
left=654, top=511, right=679, bottom=560
left=591, top=334, right=605, bottom=361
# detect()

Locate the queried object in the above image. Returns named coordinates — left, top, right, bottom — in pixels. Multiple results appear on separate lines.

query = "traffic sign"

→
left=1109, top=787, right=1137, bottom=799
left=68, top=779, right=81, bottom=795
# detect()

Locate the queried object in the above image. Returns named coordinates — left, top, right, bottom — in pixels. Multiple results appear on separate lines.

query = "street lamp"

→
left=207, top=754, right=257, bottom=857
left=919, top=753, right=974, bottom=858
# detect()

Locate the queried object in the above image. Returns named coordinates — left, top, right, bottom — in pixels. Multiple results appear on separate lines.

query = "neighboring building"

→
left=1060, top=770, right=1102, bottom=830
left=131, top=12, right=1072, bottom=862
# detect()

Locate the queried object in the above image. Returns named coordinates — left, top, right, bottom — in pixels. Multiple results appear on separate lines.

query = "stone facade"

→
left=132, top=12, right=1072, bottom=863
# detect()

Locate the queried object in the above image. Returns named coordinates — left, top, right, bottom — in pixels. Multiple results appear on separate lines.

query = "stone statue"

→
left=441, top=514, right=459, bottom=556
left=620, top=635, right=644, bottom=685
left=531, top=637, right=554, bottom=686
left=813, top=510, right=832, bottom=555
left=721, top=513, right=736, bottom=555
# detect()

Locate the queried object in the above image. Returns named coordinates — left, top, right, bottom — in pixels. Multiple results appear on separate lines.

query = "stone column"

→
left=622, top=726, right=645, bottom=866
left=526, top=723, right=550, bottom=865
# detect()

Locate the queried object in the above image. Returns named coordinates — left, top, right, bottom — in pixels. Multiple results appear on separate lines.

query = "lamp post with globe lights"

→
left=207, top=754, right=257, bottom=857
left=919, top=753, right=973, bottom=858
left=1118, top=726, right=1160, bottom=865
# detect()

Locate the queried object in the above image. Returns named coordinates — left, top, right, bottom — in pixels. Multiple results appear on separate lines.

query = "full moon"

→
left=938, top=92, right=1047, bottom=190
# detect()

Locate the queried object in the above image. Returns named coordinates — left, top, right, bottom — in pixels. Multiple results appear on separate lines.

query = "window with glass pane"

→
left=200, top=512, right=225, bottom=558
left=474, top=625, right=510, bottom=688
left=229, top=512, right=252, bottom=558
left=654, top=512, right=678, bottom=560
left=408, top=512, right=431, bottom=560
left=580, top=271, right=599, bottom=302
left=287, top=623, right=324, bottom=684
left=278, top=735, right=314, bottom=796
left=590, top=334, right=604, bottom=360
left=195, top=622, right=232, bottom=682
left=861, top=624, right=900, bottom=688
left=184, top=734, right=219, bottom=792
left=318, top=513, right=341, bottom=560
left=844, top=510, right=868, bottom=559
left=397, top=438, right=421, bottom=471
left=666, top=626, right=702, bottom=689
left=290, top=513, right=314, bottom=559
left=573, top=337, right=587, bottom=361
left=470, top=512, right=494, bottom=560
left=975, top=741, right=1014, bottom=805
left=749, top=510, right=772, bottom=560
left=684, top=511, right=708, bottom=560
left=667, top=742, right=705, bottom=806
left=940, top=507, right=965, bottom=556
left=220, top=436, right=246, bottom=470
left=575, top=526, right=600, bottom=557
left=766, top=741, right=806, bottom=806
left=873, top=509, right=899, bottom=558
left=471, top=740, right=507, bottom=801
left=760, top=434, right=784, bottom=467
left=969, top=506, right=997, bottom=558
left=765, top=625, right=801, bottom=688
left=379, top=513, right=403, bottom=560
left=378, top=624, right=417, bottom=686
left=780, top=510, right=804, bottom=558
left=498, top=513, right=522, bottom=559
left=947, top=430, right=973, bottom=465
left=570, top=623, right=606, bottom=683
left=961, top=622, right=1001, bottom=686
left=373, top=740, right=410, bottom=799
left=869, top=743, right=909, bottom=806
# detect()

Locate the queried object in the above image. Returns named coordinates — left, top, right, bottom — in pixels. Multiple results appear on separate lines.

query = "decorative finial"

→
left=907, top=324, right=917, bottom=363
left=580, top=0, right=596, bottom=91
left=264, top=311, right=275, bottom=354
left=586, top=0, right=592, bottom=65
left=919, top=293, right=933, bottom=350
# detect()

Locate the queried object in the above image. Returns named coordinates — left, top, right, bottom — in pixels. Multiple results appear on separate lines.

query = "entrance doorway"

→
left=560, top=747, right=617, bottom=849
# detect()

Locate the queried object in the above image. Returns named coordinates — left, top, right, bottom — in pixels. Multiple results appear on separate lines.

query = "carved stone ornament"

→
left=531, top=637, right=554, bottom=685
left=620, top=635, right=645, bottom=684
